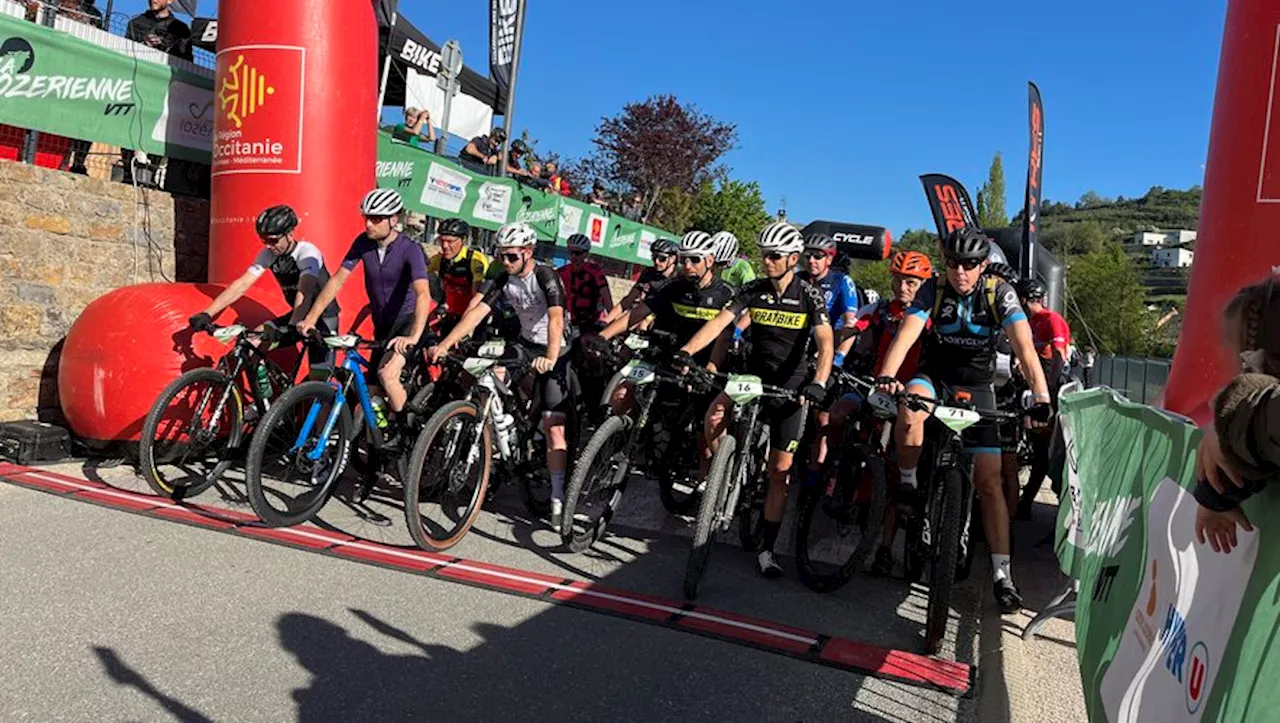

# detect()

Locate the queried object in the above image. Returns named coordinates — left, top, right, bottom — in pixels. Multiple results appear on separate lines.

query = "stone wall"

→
left=0, top=160, right=209, bottom=423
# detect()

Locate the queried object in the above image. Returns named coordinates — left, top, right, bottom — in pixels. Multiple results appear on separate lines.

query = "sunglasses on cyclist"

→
left=678, top=254, right=707, bottom=265
left=499, top=252, right=524, bottom=263
left=804, top=250, right=831, bottom=260
left=261, top=235, right=286, bottom=246
left=763, top=252, right=791, bottom=262
left=944, top=257, right=983, bottom=271
left=570, top=249, right=588, bottom=257
left=653, top=253, right=674, bottom=262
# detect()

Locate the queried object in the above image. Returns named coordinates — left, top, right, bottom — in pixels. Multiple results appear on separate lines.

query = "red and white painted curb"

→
left=0, top=462, right=974, bottom=696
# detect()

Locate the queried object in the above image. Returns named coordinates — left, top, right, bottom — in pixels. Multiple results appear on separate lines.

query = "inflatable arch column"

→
left=58, top=0, right=378, bottom=444
left=1164, top=0, right=1280, bottom=423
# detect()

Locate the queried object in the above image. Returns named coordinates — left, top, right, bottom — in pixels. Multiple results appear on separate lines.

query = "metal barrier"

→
left=1088, top=356, right=1172, bottom=405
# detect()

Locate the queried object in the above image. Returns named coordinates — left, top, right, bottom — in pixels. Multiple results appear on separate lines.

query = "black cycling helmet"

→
left=651, top=238, right=677, bottom=257
left=256, top=205, right=299, bottom=238
left=437, top=218, right=471, bottom=239
left=942, top=226, right=991, bottom=262
left=511, top=139, right=529, bottom=154
left=987, top=262, right=1019, bottom=284
left=804, top=233, right=837, bottom=254
left=1016, top=278, right=1048, bottom=301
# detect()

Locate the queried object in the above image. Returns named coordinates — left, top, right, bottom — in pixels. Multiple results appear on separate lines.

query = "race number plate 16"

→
left=725, top=375, right=764, bottom=404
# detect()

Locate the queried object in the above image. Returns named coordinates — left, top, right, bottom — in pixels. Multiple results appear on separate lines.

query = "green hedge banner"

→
left=376, top=132, right=674, bottom=265
left=0, top=13, right=214, bottom=161
left=1055, top=387, right=1274, bottom=722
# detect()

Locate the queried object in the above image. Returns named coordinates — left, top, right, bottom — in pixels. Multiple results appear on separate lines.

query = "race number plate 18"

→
left=725, top=375, right=764, bottom=405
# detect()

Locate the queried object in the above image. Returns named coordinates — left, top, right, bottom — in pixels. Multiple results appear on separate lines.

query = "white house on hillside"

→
left=1130, top=230, right=1196, bottom=247
left=1152, top=247, right=1195, bottom=268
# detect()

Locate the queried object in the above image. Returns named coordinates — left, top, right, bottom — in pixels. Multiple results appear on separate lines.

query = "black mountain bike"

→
left=561, top=329, right=701, bottom=551
left=793, top=372, right=894, bottom=593
left=139, top=324, right=302, bottom=499
left=894, top=386, right=1019, bottom=656
left=683, top=368, right=798, bottom=600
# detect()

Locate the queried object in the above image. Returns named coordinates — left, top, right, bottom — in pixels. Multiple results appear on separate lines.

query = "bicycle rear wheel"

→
left=657, top=405, right=702, bottom=515
left=245, top=381, right=353, bottom=527
left=562, top=415, right=631, bottom=552
left=684, top=435, right=736, bottom=600
left=794, top=445, right=887, bottom=593
left=404, top=400, right=492, bottom=552
left=140, top=368, right=245, bottom=498
left=924, top=467, right=964, bottom=656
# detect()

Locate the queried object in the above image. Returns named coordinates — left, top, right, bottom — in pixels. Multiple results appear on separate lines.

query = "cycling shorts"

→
left=270, top=313, right=337, bottom=368
left=372, top=314, right=427, bottom=371
left=763, top=396, right=808, bottom=455
left=515, top=338, right=574, bottom=416
left=909, top=373, right=1000, bottom=457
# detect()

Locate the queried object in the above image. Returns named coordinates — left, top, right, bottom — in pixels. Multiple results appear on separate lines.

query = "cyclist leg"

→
left=999, top=414, right=1021, bottom=520
left=1018, top=427, right=1053, bottom=516
left=538, top=350, right=573, bottom=509
left=758, top=398, right=807, bottom=577
left=895, top=374, right=936, bottom=494
left=958, top=384, right=1021, bottom=611
left=701, top=391, right=732, bottom=481
left=376, top=315, right=417, bottom=414
left=609, top=379, right=638, bottom=418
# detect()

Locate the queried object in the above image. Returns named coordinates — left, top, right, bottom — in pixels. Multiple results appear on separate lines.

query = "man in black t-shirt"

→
left=125, top=0, right=192, bottom=60
left=460, top=127, right=507, bottom=174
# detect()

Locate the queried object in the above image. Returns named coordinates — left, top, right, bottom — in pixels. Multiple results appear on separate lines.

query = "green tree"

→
left=1064, top=242, right=1151, bottom=355
left=1041, top=220, right=1108, bottom=257
left=689, top=178, right=772, bottom=258
left=650, top=186, right=696, bottom=237
left=976, top=152, right=1008, bottom=228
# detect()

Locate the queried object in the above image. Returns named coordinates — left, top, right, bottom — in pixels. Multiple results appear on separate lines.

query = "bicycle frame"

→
left=294, top=345, right=380, bottom=461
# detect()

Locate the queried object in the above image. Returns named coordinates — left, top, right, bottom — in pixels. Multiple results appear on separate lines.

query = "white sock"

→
left=992, top=554, right=1012, bottom=584
left=900, top=466, right=918, bottom=489
left=551, top=471, right=566, bottom=503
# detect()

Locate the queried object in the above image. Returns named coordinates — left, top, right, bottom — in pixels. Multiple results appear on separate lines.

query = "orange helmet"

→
left=890, top=251, right=933, bottom=279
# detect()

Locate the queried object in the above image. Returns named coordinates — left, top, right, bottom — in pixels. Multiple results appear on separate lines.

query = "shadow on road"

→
left=92, top=647, right=213, bottom=723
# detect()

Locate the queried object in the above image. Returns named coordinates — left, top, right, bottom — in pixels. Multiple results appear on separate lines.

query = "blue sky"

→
left=122, top=0, right=1226, bottom=236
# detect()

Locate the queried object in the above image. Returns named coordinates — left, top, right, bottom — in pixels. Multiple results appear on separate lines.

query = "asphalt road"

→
left=0, top=461, right=1001, bottom=722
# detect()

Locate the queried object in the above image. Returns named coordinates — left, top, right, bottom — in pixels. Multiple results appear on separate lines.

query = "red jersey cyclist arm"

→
left=297, top=241, right=360, bottom=334
left=1047, top=313, right=1072, bottom=383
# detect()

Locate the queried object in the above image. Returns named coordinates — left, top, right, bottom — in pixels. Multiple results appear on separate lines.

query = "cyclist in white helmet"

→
left=678, top=221, right=834, bottom=579
left=713, top=231, right=756, bottom=289
left=299, top=189, right=443, bottom=441
left=430, top=222, right=575, bottom=530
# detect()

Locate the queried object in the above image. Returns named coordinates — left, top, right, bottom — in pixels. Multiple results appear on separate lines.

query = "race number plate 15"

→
left=620, top=360, right=656, bottom=385
left=725, top=375, right=764, bottom=405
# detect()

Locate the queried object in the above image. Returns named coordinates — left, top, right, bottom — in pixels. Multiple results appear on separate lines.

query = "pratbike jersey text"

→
left=341, top=232, right=440, bottom=337
left=907, top=276, right=1027, bottom=386
left=852, top=299, right=926, bottom=383
left=429, top=247, right=490, bottom=317
left=800, top=269, right=858, bottom=328
left=248, top=240, right=340, bottom=320
left=725, top=277, right=830, bottom=388
left=482, top=264, right=568, bottom=349
left=646, top=277, right=734, bottom=365
left=558, top=260, right=610, bottom=331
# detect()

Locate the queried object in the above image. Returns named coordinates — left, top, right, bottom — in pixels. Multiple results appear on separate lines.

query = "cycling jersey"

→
left=725, top=277, right=830, bottom=387
left=908, top=276, right=1026, bottom=386
left=646, top=277, right=734, bottom=365
left=558, top=260, right=611, bottom=331
left=721, top=258, right=756, bottom=288
left=247, top=240, right=340, bottom=320
left=633, top=266, right=675, bottom=301
left=429, top=247, right=490, bottom=317
left=340, top=231, right=438, bottom=338
left=852, top=299, right=926, bottom=383
left=482, top=264, right=568, bottom=348
left=1029, top=309, right=1071, bottom=361
left=800, top=269, right=858, bottom=328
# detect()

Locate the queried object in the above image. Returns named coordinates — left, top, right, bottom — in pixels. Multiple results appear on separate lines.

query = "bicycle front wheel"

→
left=924, top=467, right=964, bottom=656
left=404, top=400, right=493, bottom=552
left=139, top=368, right=245, bottom=498
left=562, top=415, right=632, bottom=552
left=245, top=381, right=353, bottom=527
left=684, top=435, right=736, bottom=600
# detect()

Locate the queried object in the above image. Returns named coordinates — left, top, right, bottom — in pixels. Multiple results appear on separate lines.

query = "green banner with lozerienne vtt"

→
left=0, top=13, right=214, bottom=162
left=1054, top=386, right=1277, bottom=722
left=375, top=131, right=675, bottom=265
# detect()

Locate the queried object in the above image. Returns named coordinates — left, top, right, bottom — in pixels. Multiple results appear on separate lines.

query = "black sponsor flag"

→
left=1022, top=81, right=1045, bottom=278
left=489, top=0, right=524, bottom=96
left=919, top=174, right=980, bottom=240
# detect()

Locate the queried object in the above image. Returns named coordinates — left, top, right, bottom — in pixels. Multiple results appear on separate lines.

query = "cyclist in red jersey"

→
left=1015, top=277, right=1072, bottom=518
left=559, top=233, right=613, bottom=335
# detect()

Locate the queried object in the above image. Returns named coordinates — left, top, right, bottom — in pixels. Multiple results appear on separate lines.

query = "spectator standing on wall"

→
left=461, top=127, right=506, bottom=174
left=392, top=107, right=437, bottom=149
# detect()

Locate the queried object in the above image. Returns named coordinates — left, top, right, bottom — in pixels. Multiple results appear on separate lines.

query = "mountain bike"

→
left=139, top=324, right=302, bottom=499
left=243, top=333, right=434, bottom=527
left=561, top=329, right=702, bottom=551
left=793, top=371, right=894, bottom=593
left=408, top=339, right=578, bottom=550
left=683, top=368, right=798, bottom=600
left=893, top=386, right=1020, bottom=655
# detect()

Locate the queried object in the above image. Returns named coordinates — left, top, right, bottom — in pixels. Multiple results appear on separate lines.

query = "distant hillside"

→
left=1012, top=186, right=1202, bottom=240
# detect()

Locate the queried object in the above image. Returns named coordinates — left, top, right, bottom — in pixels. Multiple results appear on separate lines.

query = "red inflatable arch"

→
left=59, top=0, right=378, bottom=444
left=1164, top=0, right=1280, bottom=423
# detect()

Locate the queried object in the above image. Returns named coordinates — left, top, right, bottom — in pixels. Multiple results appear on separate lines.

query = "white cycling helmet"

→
left=495, top=221, right=537, bottom=248
left=757, top=221, right=804, bottom=255
left=679, top=230, right=718, bottom=259
left=360, top=188, right=404, bottom=217
left=710, top=231, right=739, bottom=264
